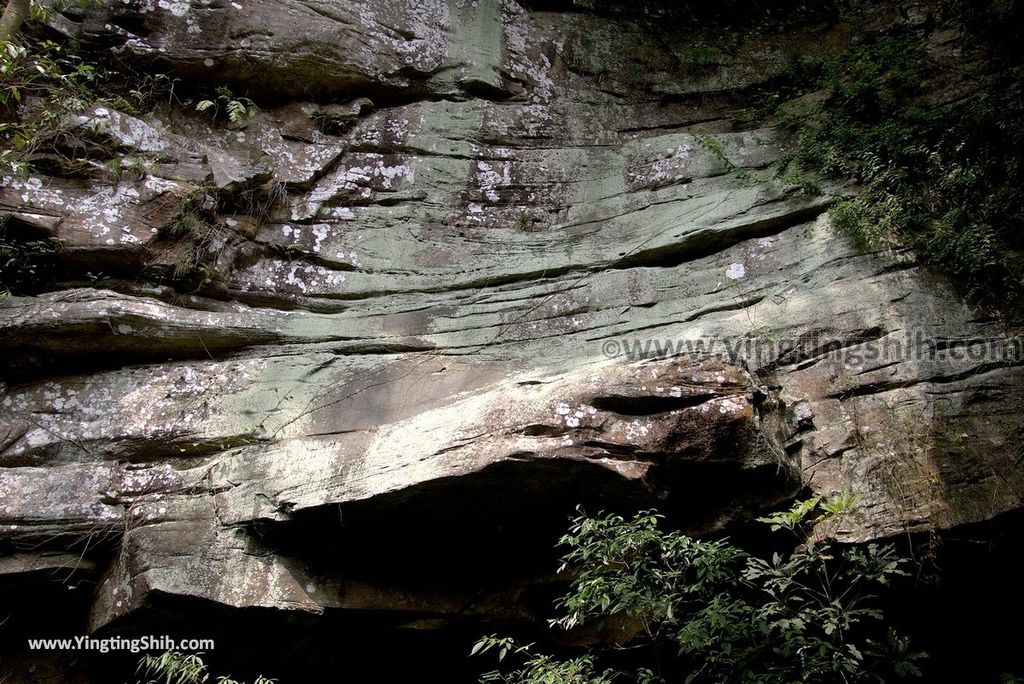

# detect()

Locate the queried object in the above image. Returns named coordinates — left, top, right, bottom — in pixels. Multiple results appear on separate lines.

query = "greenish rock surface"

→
left=0, top=0, right=1022, bottom=678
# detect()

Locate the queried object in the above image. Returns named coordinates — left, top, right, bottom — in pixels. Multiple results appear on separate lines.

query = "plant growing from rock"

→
left=0, top=216, right=62, bottom=295
left=0, top=35, right=101, bottom=174
left=227, top=179, right=287, bottom=224
left=746, top=1, right=1024, bottom=318
left=137, top=651, right=276, bottom=684
left=474, top=498, right=924, bottom=683
left=195, top=86, right=256, bottom=126
left=152, top=185, right=229, bottom=291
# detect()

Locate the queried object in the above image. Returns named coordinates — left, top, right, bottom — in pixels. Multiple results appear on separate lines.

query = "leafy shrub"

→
left=475, top=502, right=924, bottom=684
left=0, top=219, right=61, bottom=296
left=754, top=6, right=1024, bottom=316
left=137, top=651, right=276, bottom=684
left=153, top=186, right=229, bottom=289
left=195, top=86, right=255, bottom=126
left=0, top=36, right=99, bottom=174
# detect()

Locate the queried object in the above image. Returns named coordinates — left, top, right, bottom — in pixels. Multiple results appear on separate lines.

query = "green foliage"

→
left=0, top=36, right=98, bottom=174
left=104, top=153, right=157, bottom=181
left=137, top=651, right=276, bottom=684
left=165, top=210, right=207, bottom=240
left=0, top=16, right=183, bottom=178
left=0, top=220, right=61, bottom=296
left=693, top=132, right=752, bottom=183
left=680, top=45, right=723, bottom=69
left=195, top=86, right=255, bottom=126
left=821, top=490, right=859, bottom=517
left=756, top=495, right=823, bottom=532
left=168, top=226, right=220, bottom=285
left=229, top=179, right=287, bottom=222
left=474, top=638, right=618, bottom=684
left=124, top=71, right=180, bottom=114
left=156, top=186, right=227, bottom=289
left=265, top=241, right=307, bottom=258
left=161, top=186, right=215, bottom=239
left=25, top=0, right=94, bottom=26
left=755, top=6, right=1024, bottom=316
left=138, top=651, right=209, bottom=684
left=756, top=492, right=858, bottom=532
left=475, top=507, right=923, bottom=684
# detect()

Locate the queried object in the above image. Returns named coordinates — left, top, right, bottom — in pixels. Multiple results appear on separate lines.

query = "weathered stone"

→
left=1, top=0, right=1022, bottom=679
left=69, top=105, right=174, bottom=154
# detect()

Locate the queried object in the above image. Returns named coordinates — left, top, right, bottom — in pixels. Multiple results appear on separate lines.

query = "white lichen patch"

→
left=725, top=262, right=746, bottom=280
left=552, top=402, right=595, bottom=429
left=473, top=160, right=512, bottom=203
left=291, top=155, right=414, bottom=221
left=630, top=144, right=693, bottom=189
left=157, top=0, right=192, bottom=17
left=503, top=8, right=556, bottom=104
left=1, top=174, right=181, bottom=248
left=0, top=357, right=265, bottom=461
left=622, top=419, right=653, bottom=441
left=700, top=396, right=746, bottom=415
left=73, top=107, right=171, bottom=153
left=234, top=258, right=348, bottom=296
left=243, top=121, right=345, bottom=186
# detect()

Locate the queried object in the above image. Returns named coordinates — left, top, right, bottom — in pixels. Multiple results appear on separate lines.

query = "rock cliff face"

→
left=1, top=0, right=1023, bottom=681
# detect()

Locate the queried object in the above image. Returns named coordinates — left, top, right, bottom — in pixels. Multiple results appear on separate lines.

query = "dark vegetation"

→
left=472, top=502, right=925, bottom=684
left=4, top=1, right=1021, bottom=312
left=744, top=0, right=1024, bottom=318
left=0, top=22, right=275, bottom=298
left=2, top=2, right=1024, bottom=682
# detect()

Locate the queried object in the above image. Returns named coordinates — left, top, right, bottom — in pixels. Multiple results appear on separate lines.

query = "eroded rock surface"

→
left=1, top=0, right=1023, bottom=679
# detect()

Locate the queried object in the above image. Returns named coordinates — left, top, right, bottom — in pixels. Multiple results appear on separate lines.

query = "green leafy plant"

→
left=756, top=491, right=858, bottom=532
left=474, top=637, right=620, bottom=684
left=750, top=6, right=1024, bottom=317
left=474, top=505, right=923, bottom=684
left=153, top=185, right=229, bottom=291
left=104, top=153, right=158, bottom=181
left=755, top=495, right=823, bottom=532
left=265, top=241, right=307, bottom=258
left=195, top=86, right=255, bottom=125
left=821, top=490, right=859, bottom=517
left=137, top=651, right=209, bottom=684
left=160, top=185, right=216, bottom=238
left=165, top=210, right=208, bottom=240
left=125, top=71, right=180, bottom=113
left=137, top=651, right=276, bottom=684
left=0, top=33, right=110, bottom=176
left=0, top=220, right=62, bottom=296
left=693, top=132, right=753, bottom=183
left=228, top=180, right=287, bottom=223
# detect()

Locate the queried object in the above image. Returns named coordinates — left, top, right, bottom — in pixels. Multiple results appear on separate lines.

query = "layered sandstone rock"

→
left=1, top=0, right=1022, bottom=679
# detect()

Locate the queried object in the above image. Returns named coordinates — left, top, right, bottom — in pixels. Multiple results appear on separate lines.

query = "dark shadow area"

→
left=888, top=508, right=1024, bottom=683
left=259, top=458, right=660, bottom=588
